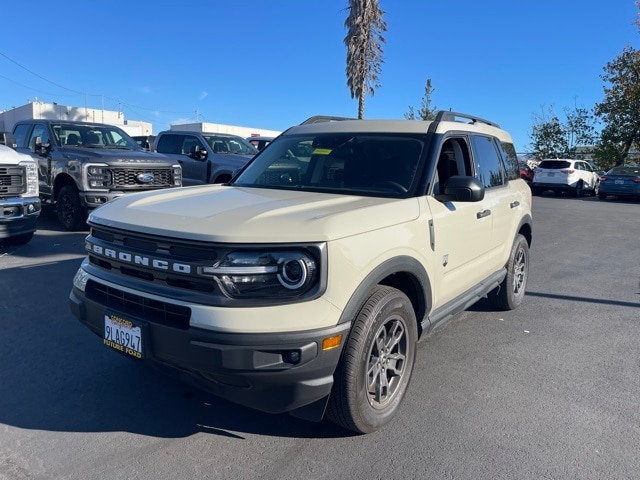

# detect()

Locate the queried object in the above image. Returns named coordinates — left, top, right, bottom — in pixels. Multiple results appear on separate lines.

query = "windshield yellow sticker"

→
left=312, top=148, right=332, bottom=155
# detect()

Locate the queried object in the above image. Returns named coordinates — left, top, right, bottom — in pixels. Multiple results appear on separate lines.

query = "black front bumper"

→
left=69, top=285, right=350, bottom=421
left=0, top=197, right=41, bottom=239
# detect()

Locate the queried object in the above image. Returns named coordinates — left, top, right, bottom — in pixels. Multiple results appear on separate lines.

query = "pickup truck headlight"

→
left=173, top=165, right=182, bottom=186
left=83, top=163, right=112, bottom=190
left=19, top=160, right=39, bottom=197
left=199, top=250, right=319, bottom=299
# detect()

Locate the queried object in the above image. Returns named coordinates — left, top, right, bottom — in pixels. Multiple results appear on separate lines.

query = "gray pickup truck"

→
left=12, top=120, right=182, bottom=230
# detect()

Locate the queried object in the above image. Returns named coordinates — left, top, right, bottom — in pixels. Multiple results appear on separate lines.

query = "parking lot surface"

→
left=1, top=194, right=639, bottom=480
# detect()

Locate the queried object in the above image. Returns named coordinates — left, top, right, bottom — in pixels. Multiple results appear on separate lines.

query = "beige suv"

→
left=69, top=111, right=533, bottom=433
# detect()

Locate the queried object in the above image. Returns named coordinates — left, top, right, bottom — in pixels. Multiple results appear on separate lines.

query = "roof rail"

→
left=299, top=115, right=357, bottom=125
left=434, top=110, right=500, bottom=128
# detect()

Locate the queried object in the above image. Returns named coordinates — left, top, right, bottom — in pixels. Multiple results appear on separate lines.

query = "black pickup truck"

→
left=12, top=120, right=182, bottom=230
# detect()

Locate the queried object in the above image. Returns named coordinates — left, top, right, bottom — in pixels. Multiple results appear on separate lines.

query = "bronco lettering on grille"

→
left=87, top=242, right=191, bottom=274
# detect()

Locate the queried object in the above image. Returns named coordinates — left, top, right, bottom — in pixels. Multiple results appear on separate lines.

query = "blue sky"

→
left=1, top=1, right=638, bottom=152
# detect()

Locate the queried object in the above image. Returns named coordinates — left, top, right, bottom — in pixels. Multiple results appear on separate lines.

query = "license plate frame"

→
left=103, top=313, right=145, bottom=359
left=615, top=179, right=625, bottom=184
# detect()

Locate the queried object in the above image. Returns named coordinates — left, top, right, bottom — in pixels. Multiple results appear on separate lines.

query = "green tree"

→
left=529, top=104, right=597, bottom=161
left=405, top=78, right=438, bottom=121
left=529, top=106, right=567, bottom=160
left=593, top=46, right=640, bottom=168
left=344, top=0, right=387, bottom=119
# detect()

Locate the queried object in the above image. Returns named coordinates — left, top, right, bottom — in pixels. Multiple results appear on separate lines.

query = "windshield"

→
left=52, top=123, right=140, bottom=150
left=232, top=133, right=426, bottom=197
left=203, top=134, right=258, bottom=156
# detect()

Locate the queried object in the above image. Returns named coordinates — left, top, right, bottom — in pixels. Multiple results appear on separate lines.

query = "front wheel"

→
left=326, top=286, right=418, bottom=434
left=488, top=234, right=529, bottom=310
left=57, top=185, right=87, bottom=231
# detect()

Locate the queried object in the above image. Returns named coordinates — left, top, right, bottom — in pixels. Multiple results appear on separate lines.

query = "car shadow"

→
left=0, top=258, right=355, bottom=440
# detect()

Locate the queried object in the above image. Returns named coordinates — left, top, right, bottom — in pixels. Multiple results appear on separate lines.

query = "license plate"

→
left=104, top=313, right=143, bottom=359
left=548, top=172, right=555, bottom=177
left=615, top=179, right=624, bottom=184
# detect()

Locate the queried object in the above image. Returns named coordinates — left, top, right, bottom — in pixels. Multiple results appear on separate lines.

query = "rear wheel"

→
left=57, top=185, right=87, bottom=231
left=489, top=234, right=529, bottom=310
left=326, top=286, right=418, bottom=434
left=574, top=181, right=584, bottom=197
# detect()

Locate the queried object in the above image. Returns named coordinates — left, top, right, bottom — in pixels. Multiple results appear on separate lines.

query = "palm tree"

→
left=344, top=0, right=387, bottom=119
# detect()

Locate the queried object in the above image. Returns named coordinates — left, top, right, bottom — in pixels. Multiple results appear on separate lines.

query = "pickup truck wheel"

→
left=489, top=234, right=529, bottom=311
left=326, top=285, right=417, bottom=434
left=57, top=185, right=87, bottom=231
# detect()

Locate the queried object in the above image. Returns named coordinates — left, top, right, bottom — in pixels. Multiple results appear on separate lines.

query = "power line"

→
left=0, top=50, right=194, bottom=116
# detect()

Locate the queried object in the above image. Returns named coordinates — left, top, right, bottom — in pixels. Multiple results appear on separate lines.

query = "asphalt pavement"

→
left=0, top=194, right=638, bottom=480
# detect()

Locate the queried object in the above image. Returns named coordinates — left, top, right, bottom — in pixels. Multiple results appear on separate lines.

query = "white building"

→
left=0, top=101, right=153, bottom=137
left=170, top=122, right=281, bottom=139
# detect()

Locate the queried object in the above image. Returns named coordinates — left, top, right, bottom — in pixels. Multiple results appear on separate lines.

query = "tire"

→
left=590, top=181, right=599, bottom=196
left=57, top=185, right=87, bottom=231
left=574, top=181, right=584, bottom=197
left=326, top=285, right=418, bottom=434
left=598, top=192, right=607, bottom=200
left=3, top=232, right=34, bottom=245
left=488, top=234, right=529, bottom=311
left=531, top=186, right=542, bottom=196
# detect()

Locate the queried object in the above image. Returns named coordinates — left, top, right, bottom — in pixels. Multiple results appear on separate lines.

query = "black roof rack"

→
left=434, top=110, right=500, bottom=128
left=299, top=115, right=357, bottom=125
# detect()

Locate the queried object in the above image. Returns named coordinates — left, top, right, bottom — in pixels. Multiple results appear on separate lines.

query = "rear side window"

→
left=471, top=135, right=505, bottom=188
left=156, top=134, right=185, bottom=154
left=12, top=124, right=32, bottom=148
left=538, top=160, right=571, bottom=169
left=498, top=141, right=520, bottom=180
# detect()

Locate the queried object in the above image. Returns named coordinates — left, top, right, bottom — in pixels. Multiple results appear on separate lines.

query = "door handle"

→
left=476, top=209, right=491, bottom=219
left=510, top=201, right=520, bottom=208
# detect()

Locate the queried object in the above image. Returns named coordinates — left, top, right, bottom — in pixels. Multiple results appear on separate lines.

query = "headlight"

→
left=83, top=163, right=111, bottom=190
left=173, top=165, right=182, bottom=186
left=19, top=160, right=38, bottom=196
left=199, top=250, right=319, bottom=299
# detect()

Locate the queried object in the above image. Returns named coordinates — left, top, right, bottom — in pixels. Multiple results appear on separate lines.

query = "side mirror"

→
left=34, top=136, right=51, bottom=156
left=0, top=132, right=17, bottom=150
left=443, top=176, right=485, bottom=202
left=189, top=145, right=208, bottom=161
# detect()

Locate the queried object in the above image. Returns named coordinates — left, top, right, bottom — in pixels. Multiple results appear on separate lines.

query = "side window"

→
left=156, top=134, right=184, bottom=154
left=433, top=137, right=472, bottom=195
left=12, top=124, right=32, bottom=149
left=28, top=124, right=51, bottom=152
left=181, top=135, right=205, bottom=155
left=497, top=141, right=520, bottom=180
left=471, top=135, right=505, bottom=189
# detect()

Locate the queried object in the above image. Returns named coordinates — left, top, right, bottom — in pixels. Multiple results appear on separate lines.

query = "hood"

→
left=58, top=146, right=175, bottom=166
left=0, top=145, right=33, bottom=164
left=89, top=186, right=420, bottom=242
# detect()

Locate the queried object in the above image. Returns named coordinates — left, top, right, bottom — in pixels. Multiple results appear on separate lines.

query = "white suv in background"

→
left=532, top=159, right=599, bottom=196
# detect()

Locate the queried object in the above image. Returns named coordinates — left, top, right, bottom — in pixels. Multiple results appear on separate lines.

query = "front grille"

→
left=86, top=279, right=191, bottom=329
left=111, top=168, right=174, bottom=188
left=0, top=166, right=25, bottom=195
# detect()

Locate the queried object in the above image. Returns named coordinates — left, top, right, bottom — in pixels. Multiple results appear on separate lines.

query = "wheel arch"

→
left=517, top=214, right=533, bottom=247
left=337, top=256, right=432, bottom=337
left=52, top=172, right=78, bottom=201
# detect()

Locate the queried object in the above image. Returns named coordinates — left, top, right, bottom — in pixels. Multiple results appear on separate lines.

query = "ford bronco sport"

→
left=69, top=111, right=532, bottom=433
left=12, top=120, right=182, bottom=231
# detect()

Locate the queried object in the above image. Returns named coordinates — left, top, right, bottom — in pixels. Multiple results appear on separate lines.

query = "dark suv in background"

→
left=12, top=120, right=182, bottom=230
left=154, top=130, right=257, bottom=185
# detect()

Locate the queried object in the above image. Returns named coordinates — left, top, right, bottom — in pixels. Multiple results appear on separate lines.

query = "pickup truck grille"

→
left=111, top=167, right=175, bottom=189
left=0, top=166, right=26, bottom=195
